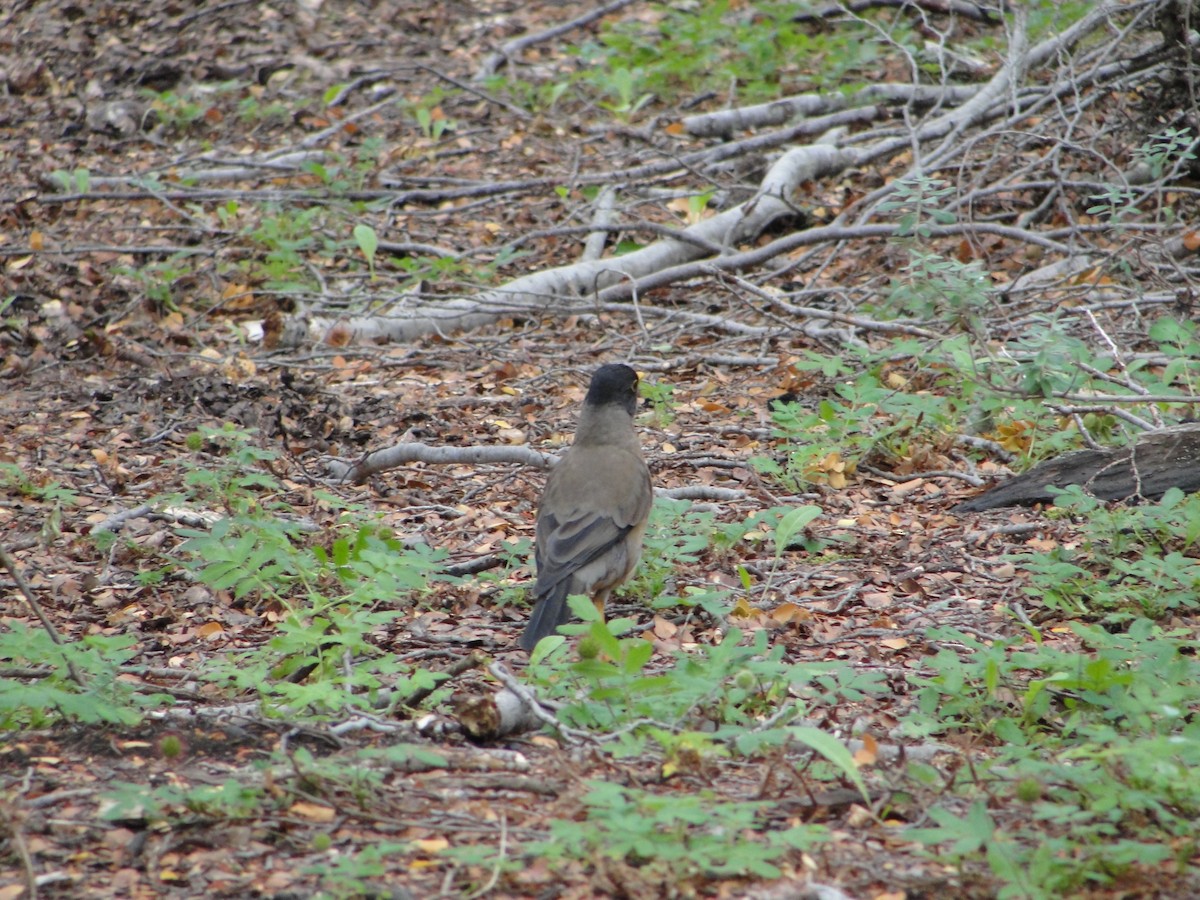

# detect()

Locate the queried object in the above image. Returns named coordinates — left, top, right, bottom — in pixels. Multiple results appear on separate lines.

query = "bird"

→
left=519, top=363, right=653, bottom=653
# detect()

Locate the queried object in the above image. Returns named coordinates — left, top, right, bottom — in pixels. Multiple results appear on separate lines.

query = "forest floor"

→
left=3, top=1, right=1199, bottom=898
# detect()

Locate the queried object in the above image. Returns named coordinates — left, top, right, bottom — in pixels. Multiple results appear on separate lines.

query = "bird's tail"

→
left=519, top=581, right=572, bottom=652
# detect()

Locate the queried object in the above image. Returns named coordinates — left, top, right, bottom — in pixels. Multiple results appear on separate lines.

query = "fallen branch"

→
left=291, top=142, right=854, bottom=346
left=581, top=186, right=618, bottom=262
left=955, top=422, right=1200, bottom=512
left=473, top=0, right=642, bottom=80
left=326, top=440, right=749, bottom=501
left=327, top=442, right=555, bottom=484
left=794, top=0, right=1001, bottom=24
left=683, top=83, right=979, bottom=139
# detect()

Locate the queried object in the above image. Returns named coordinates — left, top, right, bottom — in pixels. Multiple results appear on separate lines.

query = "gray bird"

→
left=519, top=364, right=653, bottom=652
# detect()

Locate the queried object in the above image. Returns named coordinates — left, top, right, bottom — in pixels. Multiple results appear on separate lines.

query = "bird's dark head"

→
left=584, top=363, right=639, bottom=416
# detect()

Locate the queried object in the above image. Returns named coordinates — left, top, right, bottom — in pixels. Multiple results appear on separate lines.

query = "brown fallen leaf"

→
left=289, top=801, right=335, bottom=823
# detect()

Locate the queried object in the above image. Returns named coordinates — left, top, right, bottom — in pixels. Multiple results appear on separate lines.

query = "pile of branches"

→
left=286, top=0, right=1198, bottom=348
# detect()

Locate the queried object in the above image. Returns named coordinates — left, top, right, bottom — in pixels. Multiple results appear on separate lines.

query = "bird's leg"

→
left=592, top=589, right=609, bottom=621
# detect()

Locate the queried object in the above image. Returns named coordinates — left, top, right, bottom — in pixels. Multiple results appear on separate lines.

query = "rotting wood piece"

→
left=955, top=423, right=1200, bottom=512
left=454, top=689, right=547, bottom=740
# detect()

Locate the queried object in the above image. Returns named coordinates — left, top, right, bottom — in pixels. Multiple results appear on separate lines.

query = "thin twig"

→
left=474, top=0, right=642, bottom=79
left=0, top=541, right=86, bottom=688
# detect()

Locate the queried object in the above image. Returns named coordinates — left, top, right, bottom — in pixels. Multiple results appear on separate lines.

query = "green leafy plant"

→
left=0, top=625, right=149, bottom=727
left=1086, top=183, right=1140, bottom=222
left=387, top=242, right=524, bottom=289
left=168, top=426, right=449, bottom=716
left=176, top=425, right=284, bottom=510
left=102, top=777, right=270, bottom=824
left=755, top=163, right=1200, bottom=489
left=184, top=525, right=447, bottom=715
left=630, top=499, right=715, bottom=603
left=629, top=501, right=829, bottom=618
left=878, top=175, right=957, bottom=239
left=48, top=167, right=91, bottom=193
left=307, top=841, right=416, bottom=898
left=471, top=537, right=534, bottom=612
left=0, top=464, right=78, bottom=504
left=910, top=619, right=1200, bottom=895
left=0, top=294, right=17, bottom=329
left=908, top=802, right=1036, bottom=897
left=887, top=251, right=993, bottom=327
left=639, top=376, right=676, bottom=427
left=1018, top=487, right=1200, bottom=622
left=143, top=88, right=206, bottom=132
left=1133, top=126, right=1197, bottom=183
left=908, top=482, right=1200, bottom=897
left=481, top=74, right=571, bottom=113
left=245, top=206, right=326, bottom=292
left=1025, top=1, right=1100, bottom=40
left=528, top=781, right=821, bottom=881
left=576, top=0, right=907, bottom=107
left=417, top=106, right=453, bottom=141
left=303, top=150, right=382, bottom=195
left=236, top=94, right=291, bottom=125
left=753, top=368, right=960, bottom=491
left=593, top=66, right=654, bottom=118
left=1148, top=316, right=1200, bottom=393
left=353, top=223, right=378, bottom=279
left=410, top=98, right=457, bottom=142
left=115, top=254, right=198, bottom=314
left=771, top=505, right=822, bottom=558
left=215, top=198, right=241, bottom=228
left=756, top=504, right=825, bottom=597
left=527, top=611, right=882, bottom=780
